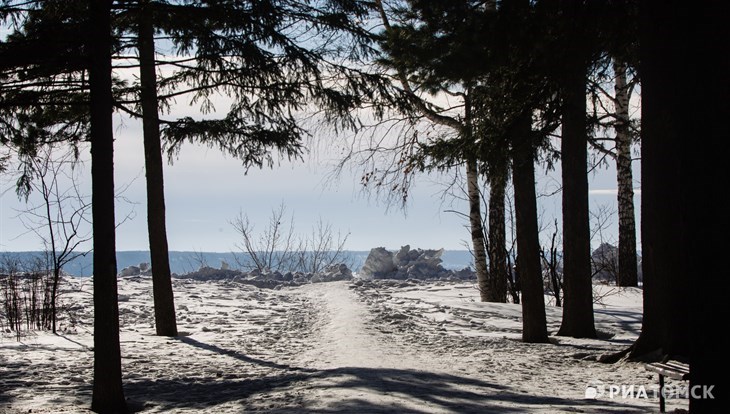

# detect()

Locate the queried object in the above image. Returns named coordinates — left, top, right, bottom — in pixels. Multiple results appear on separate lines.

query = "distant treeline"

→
left=0, top=250, right=476, bottom=276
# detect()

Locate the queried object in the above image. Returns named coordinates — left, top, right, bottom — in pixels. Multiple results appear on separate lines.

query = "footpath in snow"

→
left=291, top=281, right=486, bottom=412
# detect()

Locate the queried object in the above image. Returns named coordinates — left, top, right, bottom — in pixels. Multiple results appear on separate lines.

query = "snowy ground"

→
left=1, top=276, right=687, bottom=413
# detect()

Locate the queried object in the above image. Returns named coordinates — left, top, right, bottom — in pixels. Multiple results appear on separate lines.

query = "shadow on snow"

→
left=0, top=335, right=647, bottom=413
left=120, top=336, right=648, bottom=413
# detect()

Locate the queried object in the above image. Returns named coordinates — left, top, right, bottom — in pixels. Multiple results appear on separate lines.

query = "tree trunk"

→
left=467, top=158, right=489, bottom=301
left=487, top=168, right=508, bottom=303
left=88, top=0, right=127, bottom=411
left=682, top=3, right=727, bottom=410
left=639, top=5, right=726, bottom=411
left=511, top=115, right=548, bottom=343
left=51, top=267, right=59, bottom=334
left=613, top=60, right=638, bottom=288
left=628, top=49, right=670, bottom=359
left=682, top=3, right=728, bottom=410
left=557, top=60, right=596, bottom=339
left=629, top=1, right=687, bottom=361
left=139, top=0, right=178, bottom=337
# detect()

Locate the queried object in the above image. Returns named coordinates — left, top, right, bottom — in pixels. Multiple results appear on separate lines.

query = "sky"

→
left=0, top=111, right=640, bottom=253
left=0, top=7, right=641, bottom=255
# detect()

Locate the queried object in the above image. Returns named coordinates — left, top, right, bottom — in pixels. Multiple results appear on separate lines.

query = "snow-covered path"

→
left=278, top=281, right=651, bottom=413
left=299, top=280, right=417, bottom=368
left=293, top=281, right=456, bottom=412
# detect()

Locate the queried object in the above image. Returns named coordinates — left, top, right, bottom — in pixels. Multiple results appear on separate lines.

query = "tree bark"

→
left=557, top=58, right=596, bottom=339
left=629, top=0, right=684, bottom=361
left=139, top=0, right=178, bottom=337
left=511, top=115, right=548, bottom=343
left=88, top=0, right=127, bottom=411
left=613, top=60, right=638, bottom=288
left=467, top=158, right=489, bottom=301
left=487, top=168, right=508, bottom=303
left=628, top=45, right=670, bottom=358
left=682, top=3, right=728, bottom=410
left=639, top=5, right=727, bottom=411
left=682, top=5, right=726, bottom=408
left=51, top=267, right=59, bottom=333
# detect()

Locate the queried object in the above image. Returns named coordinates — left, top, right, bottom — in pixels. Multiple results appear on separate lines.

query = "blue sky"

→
left=0, top=112, right=640, bottom=253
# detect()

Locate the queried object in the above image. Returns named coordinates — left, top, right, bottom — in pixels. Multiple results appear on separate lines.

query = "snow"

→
left=1, top=276, right=683, bottom=413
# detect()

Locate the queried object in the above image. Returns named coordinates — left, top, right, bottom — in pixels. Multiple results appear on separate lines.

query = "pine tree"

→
left=639, top=3, right=727, bottom=411
left=374, top=0, right=499, bottom=302
left=118, top=0, right=389, bottom=336
left=511, top=114, right=548, bottom=343
left=1, top=1, right=127, bottom=410
left=136, top=0, right=177, bottom=337
left=88, top=0, right=128, bottom=410
left=376, top=0, right=554, bottom=340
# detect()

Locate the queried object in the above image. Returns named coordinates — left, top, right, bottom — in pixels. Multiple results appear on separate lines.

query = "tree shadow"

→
left=175, top=335, right=315, bottom=373
left=0, top=356, right=92, bottom=408
left=594, top=308, right=643, bottom=336
left=120, top=337, right=651, bottom=413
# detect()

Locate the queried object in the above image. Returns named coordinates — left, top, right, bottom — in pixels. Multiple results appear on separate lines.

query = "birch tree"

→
left=611, top=60, right=638, bottom=287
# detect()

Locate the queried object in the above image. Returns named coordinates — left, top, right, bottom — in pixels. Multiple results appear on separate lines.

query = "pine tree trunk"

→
left=636, top=0, right=691, bottom=361
left=511, top=115, right=548, bottom=343
left=557, top=61, right=596, bottom=339
left=628, top=86, right=667, bottom=356
left=139, top=0, right=178, bottom=337
left=629, top=3, right=681, bottom=360
left=467, top=159, right=489, bottom=301
left=613, top=60, right=638, bottom=288
left=680, top=3, right=728, bottom=410
left=634, top=12, right=726, bottom=413
left=487, top=168, right=508, bottom=303
left=88, top=0, right=127, bottom=411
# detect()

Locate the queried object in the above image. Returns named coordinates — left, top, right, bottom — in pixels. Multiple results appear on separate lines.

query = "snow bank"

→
left=358, top=245, right=475, bottom=281
left=170, top=263, right=353, bottom=289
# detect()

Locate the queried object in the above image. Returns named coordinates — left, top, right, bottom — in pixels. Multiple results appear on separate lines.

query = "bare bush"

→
left=0, top=255, right=57, bottom=340
left=231, top=204, right=299, bottom=272
left=231, top=204, right=351, bottom=274
left=12, top=144, right=91, bottom=333
left=1, top=256, right=23, bottom=338
left=297, top=218, right=351, bottom=274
